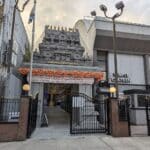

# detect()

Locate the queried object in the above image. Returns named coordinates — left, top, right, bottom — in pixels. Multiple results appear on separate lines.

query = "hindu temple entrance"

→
left=39, top=83, right=109, bottom=136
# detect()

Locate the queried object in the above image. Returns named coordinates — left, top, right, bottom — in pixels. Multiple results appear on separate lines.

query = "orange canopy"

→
left=18, top=68, right=104, bottom=81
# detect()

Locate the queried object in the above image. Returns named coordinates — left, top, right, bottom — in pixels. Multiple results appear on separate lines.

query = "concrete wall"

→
left=0, top=97, right=30, bottom=142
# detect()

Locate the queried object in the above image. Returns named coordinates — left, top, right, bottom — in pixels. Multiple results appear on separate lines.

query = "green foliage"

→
left=23, top=48, right=31, bottom=62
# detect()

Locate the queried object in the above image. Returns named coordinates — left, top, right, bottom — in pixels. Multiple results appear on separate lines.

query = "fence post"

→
left=17, top=96, right=30, bottom=140
left=146, top=99, right=150, bottom=136
left=126, top=99, right=131, bottom=136
left=106, top=98, right=111, bottom=135
left=110, top=98, right=129, bottom=137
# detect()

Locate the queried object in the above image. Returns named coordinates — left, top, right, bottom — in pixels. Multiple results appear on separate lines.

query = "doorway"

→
left=42, top=83, right=78, bottom=134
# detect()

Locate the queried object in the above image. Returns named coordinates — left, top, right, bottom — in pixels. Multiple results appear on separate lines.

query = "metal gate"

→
left=27, top=96, right=38, bottom=138
left=122, top=98, right=150, bottom=136
left=70, top=93, right=109, bottom=134
left=146, top=99, right=150, bottom=136
left=0, top=78, right=5, bottom=97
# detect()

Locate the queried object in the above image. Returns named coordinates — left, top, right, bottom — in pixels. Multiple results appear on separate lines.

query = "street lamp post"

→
left=100, top=1, right=125, bottom=98
left=28, top=0, right=37, bottom=96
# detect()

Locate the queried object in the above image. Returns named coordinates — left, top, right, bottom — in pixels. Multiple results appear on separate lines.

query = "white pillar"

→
left=79, top=84, right=92, bottom=97
left=32, top=82, right=44, bottom=127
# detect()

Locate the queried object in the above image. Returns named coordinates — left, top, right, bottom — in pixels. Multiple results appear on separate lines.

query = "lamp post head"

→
left=109, top=87, right=116, bottom=94
left=91, top=11, right=97, bottom=17
left=115, top=1, right=124, bottom=10
left=99, top=4, right=107, bottom=12
left=23, top=84, right=30, bottom=91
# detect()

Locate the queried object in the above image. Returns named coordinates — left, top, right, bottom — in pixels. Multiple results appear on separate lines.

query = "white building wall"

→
left=0, top=0, right=28, bottom=66
left=0, top=0, right=29, bottom=98
left=108, top=53, right=146, bottom=92
left=108, top=53, right=145, bottom=85
left=95, top=17, right=150, bottom=37
left=75, top=19, right=96, bottom=62
left=5, top=74, right=22, bottom=98
left=75, top=17, right=150, bottom=64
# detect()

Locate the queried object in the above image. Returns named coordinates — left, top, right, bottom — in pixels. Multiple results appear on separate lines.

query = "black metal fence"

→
left=146, top=99, right=150, bottom=136
left=0, top=98, right=21, bottom=123
left=118, top=100, right=128, bottom=121
left=119, top=98, right=150, bottom=136
left=27, top=96, right=38, bottom=138
left=70, top=93, right=108, bottom=134
left=0, top=79, right=5, bottom=97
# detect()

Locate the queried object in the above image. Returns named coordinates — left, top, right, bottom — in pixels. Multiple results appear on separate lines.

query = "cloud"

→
left=21, top=0, right=150, bottom=43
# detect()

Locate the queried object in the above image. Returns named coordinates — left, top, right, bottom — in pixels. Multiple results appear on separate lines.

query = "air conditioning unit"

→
left=0, top=0, right=3, bottom=6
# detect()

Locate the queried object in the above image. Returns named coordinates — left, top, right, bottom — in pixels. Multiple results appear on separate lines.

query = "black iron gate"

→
left=0, top=78, right=5, bottom=98
left=70, top=93, right=109, bottom=134
left=121, top=98, right=150, bottom=136
left=146, top=99, right=150, bottom=136
left=27, top=97, right=38, bottom=138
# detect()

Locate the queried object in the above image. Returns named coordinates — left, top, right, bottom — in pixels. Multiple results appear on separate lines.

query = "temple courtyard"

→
left=0, top=135, right=150, bottom=150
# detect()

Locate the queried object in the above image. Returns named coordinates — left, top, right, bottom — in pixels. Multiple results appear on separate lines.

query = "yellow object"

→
left=23, top=84, right=30, bottom=91
left=109, top=87, right=116, bottom=93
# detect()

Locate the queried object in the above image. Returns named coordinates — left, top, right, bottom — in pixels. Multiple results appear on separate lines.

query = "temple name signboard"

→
left=31, top=76, right=94, bottom=85
left=110, top=73, right=131, bottom=84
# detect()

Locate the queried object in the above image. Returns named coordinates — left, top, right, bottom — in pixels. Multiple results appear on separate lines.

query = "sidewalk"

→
left=0, top=135, right=150, bottom=150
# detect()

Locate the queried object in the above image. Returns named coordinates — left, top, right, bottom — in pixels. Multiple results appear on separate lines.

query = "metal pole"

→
left=29, top=0, right=36, bottom=96
left=7, top=0, right=19, bottom=73
left=112, top=18, right=119, bottom=98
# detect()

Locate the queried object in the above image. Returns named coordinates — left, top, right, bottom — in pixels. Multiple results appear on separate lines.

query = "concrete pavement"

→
left=0, top=135, right=150, bottom=150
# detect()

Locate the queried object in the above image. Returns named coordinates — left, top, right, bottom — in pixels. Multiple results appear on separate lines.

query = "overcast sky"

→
left=20, top=0, right=150, bottom=43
